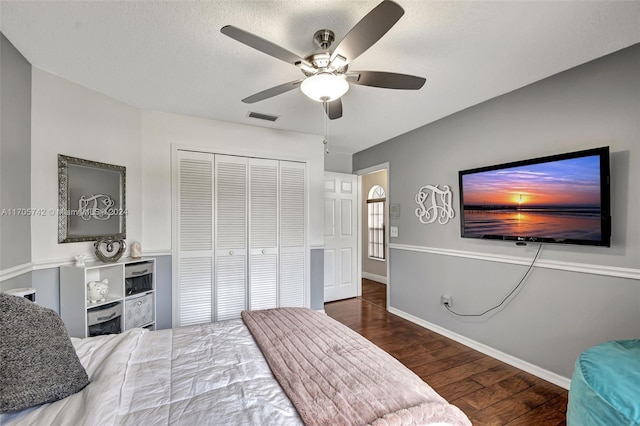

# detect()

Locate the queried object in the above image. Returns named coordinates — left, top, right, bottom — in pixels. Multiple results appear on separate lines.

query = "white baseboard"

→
left=362, top=272, right=387, bottom=284
left=387, top=306, right=571, bottom=390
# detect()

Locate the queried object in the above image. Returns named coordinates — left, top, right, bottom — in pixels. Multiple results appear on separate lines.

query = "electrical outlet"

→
left=441, top=294, right=452, bottom=306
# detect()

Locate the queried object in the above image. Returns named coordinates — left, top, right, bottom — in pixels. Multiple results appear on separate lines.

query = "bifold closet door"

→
left=176, top=152, right=307, bottom=326
left=215, top=155, right=248, bottom=321
left=279, top=161, right=306, bottom=307
left=248, top=158, right=279, bottom=310
left=176, top=151, right=214, bottom=326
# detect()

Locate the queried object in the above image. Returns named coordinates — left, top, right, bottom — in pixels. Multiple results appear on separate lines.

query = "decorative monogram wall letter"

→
left=414, top=185, right=455, bottom=225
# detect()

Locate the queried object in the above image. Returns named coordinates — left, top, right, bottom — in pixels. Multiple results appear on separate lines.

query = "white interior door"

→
left=175, top=151, right=214, bottom=327
left=215, top=155, right=248, bottom=321
left=324, top=172, right=358, bottom=302
left=249, top=158, right=279, bottom=310
left=279, top=161, right=306, bottom=307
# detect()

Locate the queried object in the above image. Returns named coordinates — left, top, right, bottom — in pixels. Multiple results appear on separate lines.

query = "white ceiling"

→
left=1, top=1, right=638, bottom=154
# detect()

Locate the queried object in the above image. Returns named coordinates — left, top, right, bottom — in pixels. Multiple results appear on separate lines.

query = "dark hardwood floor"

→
left=325, top=280, right=568, bottom=426
left=360, top=278, right=387, bottom=308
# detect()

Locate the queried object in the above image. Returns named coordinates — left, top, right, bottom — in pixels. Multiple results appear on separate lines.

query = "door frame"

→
left=355, top=162, right=390, bottom=307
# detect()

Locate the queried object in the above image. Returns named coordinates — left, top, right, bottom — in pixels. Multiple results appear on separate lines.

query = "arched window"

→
left=367, top=185, right=385, bottom=260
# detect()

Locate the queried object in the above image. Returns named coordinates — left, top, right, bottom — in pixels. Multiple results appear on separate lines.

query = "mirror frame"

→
left=58, top=154, right=126, bottom=243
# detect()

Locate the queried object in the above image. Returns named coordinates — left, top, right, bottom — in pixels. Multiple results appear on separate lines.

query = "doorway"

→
left=357, top=165, right=389, bottom=309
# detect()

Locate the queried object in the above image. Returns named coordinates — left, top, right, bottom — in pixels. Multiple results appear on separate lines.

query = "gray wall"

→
left=154, top=255, right=172, bottom=330
left=310, top=248, right=324, bottom=310
left=353, top=44, right=640, bottom=379
left=1, top=272, right=33, bottom=294
left=0, top=33, right=31, bottom=270
left=324, top=151, right=352, bottom=174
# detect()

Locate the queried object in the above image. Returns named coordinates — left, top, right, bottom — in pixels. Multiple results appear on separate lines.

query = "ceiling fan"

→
left=220, top=0, right=426, bottom=120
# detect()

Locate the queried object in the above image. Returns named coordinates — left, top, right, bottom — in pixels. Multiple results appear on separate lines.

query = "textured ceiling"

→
left=1, top=1, right=639, bottom=154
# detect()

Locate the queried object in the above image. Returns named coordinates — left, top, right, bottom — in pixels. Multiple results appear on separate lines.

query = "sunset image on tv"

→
left=461, top=155, right=602, bottom=241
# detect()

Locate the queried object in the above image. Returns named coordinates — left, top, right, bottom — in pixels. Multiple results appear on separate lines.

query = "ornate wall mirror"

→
left=58, top=154, right=126, bottom=243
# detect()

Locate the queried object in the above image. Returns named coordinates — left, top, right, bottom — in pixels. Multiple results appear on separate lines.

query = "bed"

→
left=0, top=294, right=471, bottom=425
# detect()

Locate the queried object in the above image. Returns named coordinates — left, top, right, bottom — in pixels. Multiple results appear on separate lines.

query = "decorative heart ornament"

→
left=94, top=239, right=126, bottom=263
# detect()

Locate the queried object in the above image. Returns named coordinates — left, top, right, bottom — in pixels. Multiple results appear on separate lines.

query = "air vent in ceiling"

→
left=248, top=111, right=279, bottom=122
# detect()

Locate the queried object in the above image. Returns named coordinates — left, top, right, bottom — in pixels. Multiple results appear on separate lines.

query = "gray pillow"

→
left=0, top=293, right=90, bottom=413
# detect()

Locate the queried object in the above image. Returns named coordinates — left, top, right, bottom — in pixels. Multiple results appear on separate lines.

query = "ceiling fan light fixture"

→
left=300, top=73, right=349, bottom=102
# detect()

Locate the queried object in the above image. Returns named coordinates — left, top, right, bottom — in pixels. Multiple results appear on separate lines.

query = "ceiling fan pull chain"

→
left=323, top=102, right=329, bottom=154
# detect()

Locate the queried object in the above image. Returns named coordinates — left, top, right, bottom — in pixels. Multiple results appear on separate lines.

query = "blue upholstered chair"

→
left=568, top=339, right=640, bottom=425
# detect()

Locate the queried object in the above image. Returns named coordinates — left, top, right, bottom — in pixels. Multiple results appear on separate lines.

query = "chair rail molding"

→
left=0, top=248, right=174, bottom=283
left=390, top=243, right=640, bottom=281
left=0, top=262, right=34, bottom=282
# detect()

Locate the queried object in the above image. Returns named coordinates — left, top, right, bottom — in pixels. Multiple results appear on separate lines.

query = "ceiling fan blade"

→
left=330, top=0, right=404, bottom=65
left=349, top=71, right=426, bottom=90
left=324, top=99, right=343, bottom=120
left=242, top=80, right=303, bottom=104
left=221, top=25, right=309, bottom=67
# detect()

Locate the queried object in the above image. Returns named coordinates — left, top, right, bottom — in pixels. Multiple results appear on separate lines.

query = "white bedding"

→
left=1, top=320, right=302, bottom=426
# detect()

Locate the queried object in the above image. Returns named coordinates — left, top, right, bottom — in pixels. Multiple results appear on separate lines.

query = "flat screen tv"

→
left=458, top=147, right=611, bottom=247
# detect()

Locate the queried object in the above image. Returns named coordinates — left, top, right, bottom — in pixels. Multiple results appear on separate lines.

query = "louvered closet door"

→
left=176, top=151, right=214, bottom=326
left=248, top=159, right=279, bottom=310
left=279, top=161, right=306, bottom=307
left=215, top=155, right=248, bottom=321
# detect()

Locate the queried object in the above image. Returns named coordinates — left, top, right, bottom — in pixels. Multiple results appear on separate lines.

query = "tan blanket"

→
left=242, top=308, right=471, bottom=426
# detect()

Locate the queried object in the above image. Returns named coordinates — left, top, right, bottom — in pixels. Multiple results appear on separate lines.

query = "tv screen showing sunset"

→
left=461, top=155, right=602, bottom=241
